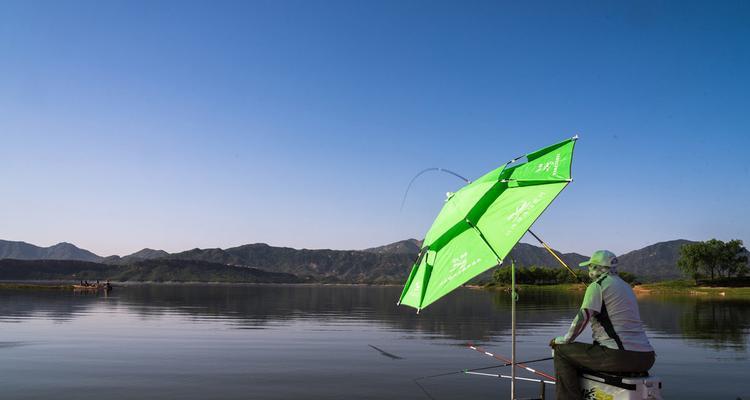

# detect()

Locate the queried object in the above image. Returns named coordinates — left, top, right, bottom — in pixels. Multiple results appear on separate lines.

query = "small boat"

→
left=72, top=283, right=112, bottom=292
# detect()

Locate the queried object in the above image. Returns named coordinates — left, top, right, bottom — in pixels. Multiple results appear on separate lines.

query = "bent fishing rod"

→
left=400, top=167, right=470, bottom=212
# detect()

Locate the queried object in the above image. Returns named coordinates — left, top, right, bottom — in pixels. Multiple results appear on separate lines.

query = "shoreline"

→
left=634, top=281, right=750, bottom=297
left=0, top=280, right=406, bottom=289
left=2, top=280, right=749, bottom=297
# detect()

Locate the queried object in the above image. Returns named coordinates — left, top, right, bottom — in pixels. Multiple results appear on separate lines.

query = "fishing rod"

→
left=400, top=167, right=470, bottom=211
left=527, top=229, right=586, bottom=284
left=464, top=371, right=556, bottom=385
left=467, top=343, right=556, bottom=382
left=414, top=356, right=554, bottom=382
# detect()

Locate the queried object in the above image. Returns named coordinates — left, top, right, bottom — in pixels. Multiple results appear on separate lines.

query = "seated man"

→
left=551, top=250, right=656, bottom=400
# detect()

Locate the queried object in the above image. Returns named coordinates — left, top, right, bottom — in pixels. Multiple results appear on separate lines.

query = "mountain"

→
left=113, top=259, right=300, bottom=283
left=0, top=240, right=102, bottom=262
left=165, top=240, right=590, bottom=284
left=124, top=248, right=170, bottom=260
left=364, top=239, right=422, bottom=255
left=616, top=239, right=696, bottom=281
left=168, top=243, right=415, bottom=283
left=103, top=248, right=170, bottom=265
left=0, top=237, right=709, bottom=283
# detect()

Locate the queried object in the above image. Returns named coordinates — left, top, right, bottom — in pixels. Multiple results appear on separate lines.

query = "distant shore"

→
left=0, top=281, right=405, bottom=290
left=481, top=280, right=750, bottom=298
left=634, top=280, right=750, bottom=297
left=3, top=280, right=750, bottom=297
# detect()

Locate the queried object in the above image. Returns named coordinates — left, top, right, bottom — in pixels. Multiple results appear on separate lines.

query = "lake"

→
left=0, top=284, right=748, bottom=399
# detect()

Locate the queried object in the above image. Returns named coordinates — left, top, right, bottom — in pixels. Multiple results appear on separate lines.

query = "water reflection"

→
left=636, top=295, right=750, bottom=351
left=1, top=285, right=748, bottom=351
left=1, top=285, right=749, bottom=400
left=680, top=299, right=750, bottom=350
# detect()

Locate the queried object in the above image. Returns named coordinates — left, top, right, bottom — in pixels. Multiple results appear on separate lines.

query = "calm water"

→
left=0, top=284, right=748, bottom=399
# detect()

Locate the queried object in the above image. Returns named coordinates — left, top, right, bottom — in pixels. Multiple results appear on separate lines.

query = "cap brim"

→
left=578, top=260, right=591, bottom=267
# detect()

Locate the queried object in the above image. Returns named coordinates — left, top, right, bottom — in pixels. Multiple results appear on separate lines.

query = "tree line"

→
left=492, top=265, right=639, bottom=285
left=677, top=239, right=748, bottom=282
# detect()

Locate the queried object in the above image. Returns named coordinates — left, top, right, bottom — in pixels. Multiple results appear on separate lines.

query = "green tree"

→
left=678, top=239, right=748, bottom=281
left=618, top=271, right=639, bottom=285
left=717, top=239, right=748, bottom=278
left=492, top=266, right=511, bottom=284
left=491, top=265, right=610, bottom=285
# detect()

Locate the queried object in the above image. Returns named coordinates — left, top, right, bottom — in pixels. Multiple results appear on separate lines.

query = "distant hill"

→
left=124, top=248, right=170, bottom=261
left=0, top=237, right=719, bottom=283
left=0, top=259, right=116, bottom=281
left=113, top=259, right=300, bottom=283
left=616, top=239, right=696, bottom=281
left=168, top=243, right=414, bottom=283
left=0, top=240, right=102, bottom=262
left=103, top=248, right=170, bottom=265
left=364, top=239, right=422, bottom=255
left=0, top=259, right=299, bottom=283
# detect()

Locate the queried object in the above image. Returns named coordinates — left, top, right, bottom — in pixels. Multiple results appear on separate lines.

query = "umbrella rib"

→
left=465, top=219, right=503, bottom=264
left=500, top=178, right=573, bottom=185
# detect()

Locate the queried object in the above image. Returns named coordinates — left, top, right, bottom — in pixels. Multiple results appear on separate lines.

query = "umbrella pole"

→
left=510, top=259, right=516, bottom=400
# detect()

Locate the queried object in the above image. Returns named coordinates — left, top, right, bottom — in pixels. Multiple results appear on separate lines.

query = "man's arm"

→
left=552, top=308, right=598, bottom=345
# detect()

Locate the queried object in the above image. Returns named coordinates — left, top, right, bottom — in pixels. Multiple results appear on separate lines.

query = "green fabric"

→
left=399, top=137, right=577, bottom=311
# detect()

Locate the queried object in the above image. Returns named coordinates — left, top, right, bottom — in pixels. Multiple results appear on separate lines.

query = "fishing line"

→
left=400, top=168, right=470, bottom=212
left=411, top=363, right=513, bottom=400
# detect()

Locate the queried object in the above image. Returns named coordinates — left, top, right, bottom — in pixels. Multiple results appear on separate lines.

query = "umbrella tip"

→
left=572, top=134, right=579, bottom=140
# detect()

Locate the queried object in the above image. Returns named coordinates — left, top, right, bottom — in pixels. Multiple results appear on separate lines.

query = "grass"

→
left=635, top=280, right=750, bottom=297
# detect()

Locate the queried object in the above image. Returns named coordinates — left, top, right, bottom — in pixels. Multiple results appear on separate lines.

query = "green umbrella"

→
left=398, top=136, right=577, bottom=312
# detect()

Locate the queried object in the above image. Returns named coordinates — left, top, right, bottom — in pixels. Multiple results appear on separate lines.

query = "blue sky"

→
left=1, top=1, right=748, bottom=257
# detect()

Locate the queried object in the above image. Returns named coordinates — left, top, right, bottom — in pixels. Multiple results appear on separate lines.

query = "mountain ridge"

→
left=0, top=237, right=722, bottom=282
left=0, top=240, right=103, bottom=262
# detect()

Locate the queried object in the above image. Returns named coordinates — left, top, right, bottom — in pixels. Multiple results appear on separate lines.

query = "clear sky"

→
left=1, top=1, right=748, bottom=257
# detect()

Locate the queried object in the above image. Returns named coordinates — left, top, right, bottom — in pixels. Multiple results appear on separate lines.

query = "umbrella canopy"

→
left=398, top=137, right=577, bottom=311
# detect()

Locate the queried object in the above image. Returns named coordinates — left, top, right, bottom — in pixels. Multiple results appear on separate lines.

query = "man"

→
left=550, top=250, right=655, bottom=400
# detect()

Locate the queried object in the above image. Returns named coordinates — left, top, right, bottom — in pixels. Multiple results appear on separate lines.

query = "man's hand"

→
left=549, top=336, right=567, bottom=348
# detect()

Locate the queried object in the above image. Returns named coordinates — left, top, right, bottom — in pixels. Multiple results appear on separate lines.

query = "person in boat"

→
left=550, top=250, right=655, bottom=400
